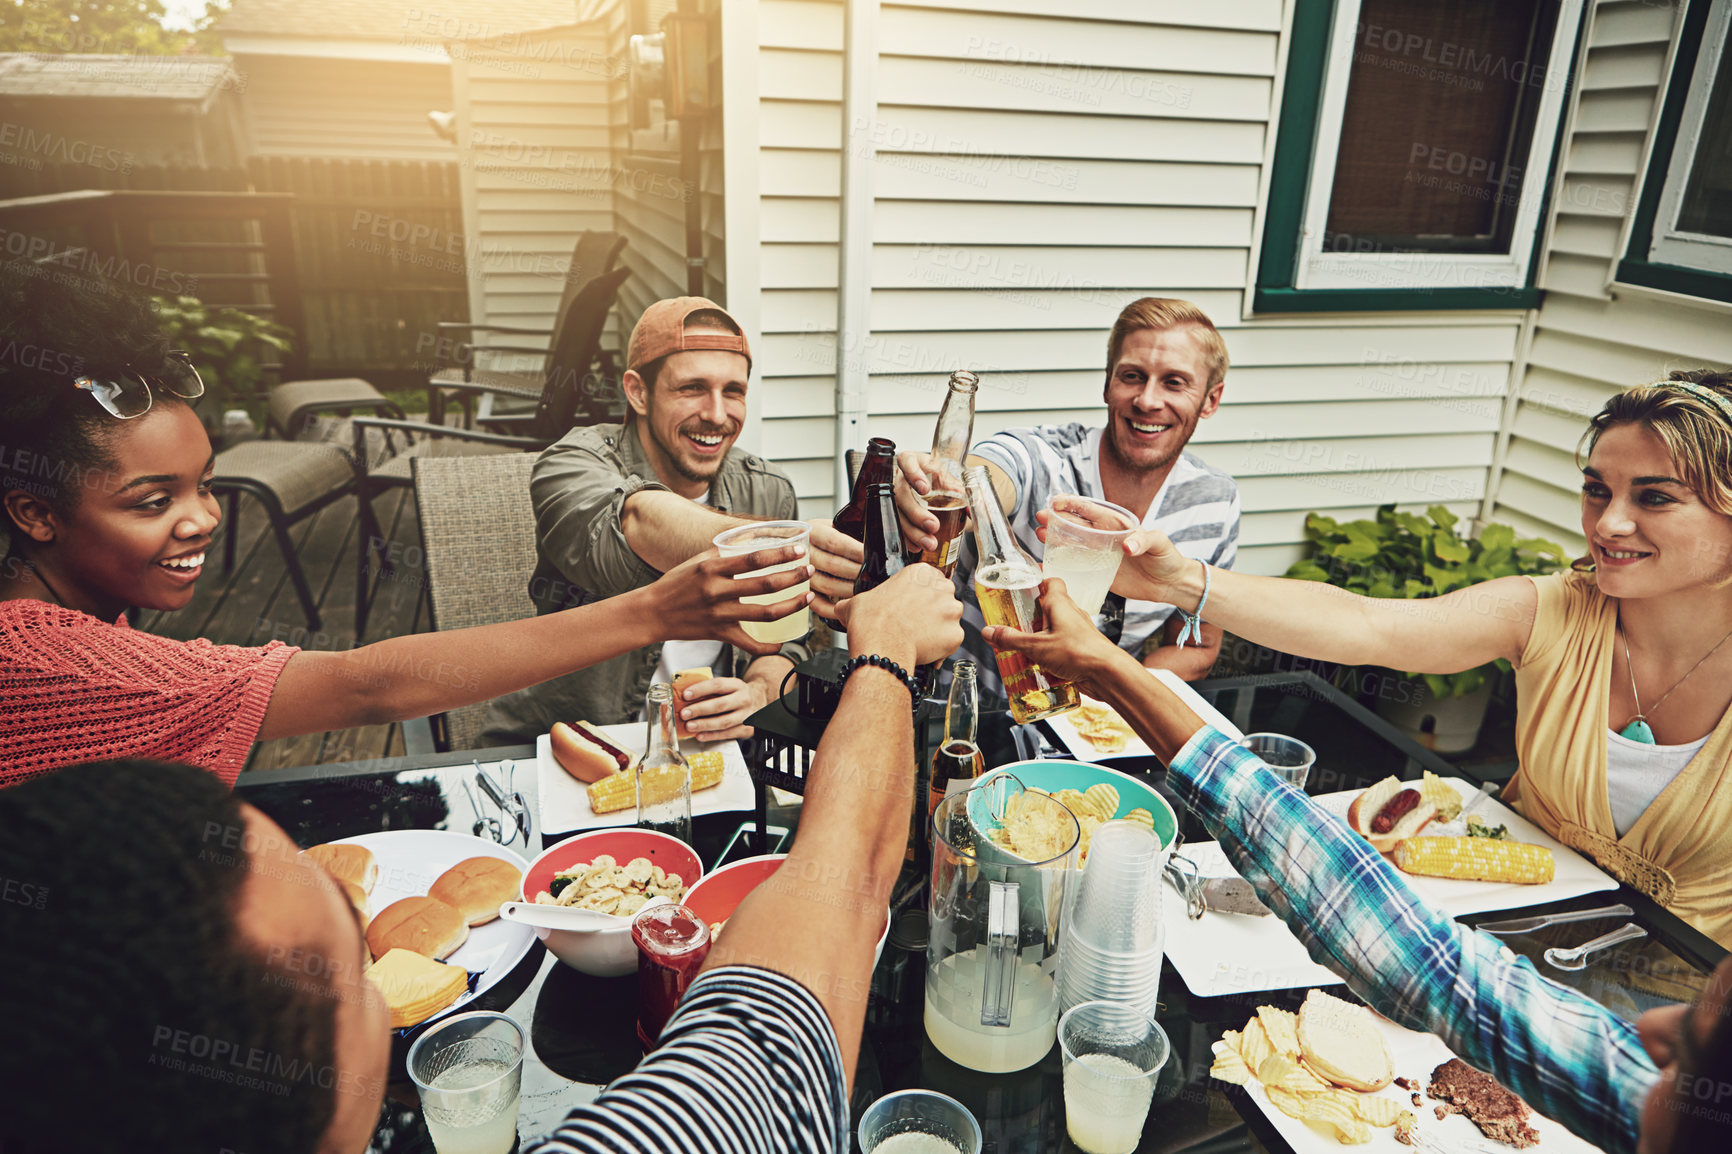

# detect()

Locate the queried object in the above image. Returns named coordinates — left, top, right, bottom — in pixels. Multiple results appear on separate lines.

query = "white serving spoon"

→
left=497, top=895, right=671, bottom=932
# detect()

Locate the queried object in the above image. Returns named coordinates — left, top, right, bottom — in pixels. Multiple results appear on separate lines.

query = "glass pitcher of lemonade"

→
left=925, top=777, right=1078, bottom=1073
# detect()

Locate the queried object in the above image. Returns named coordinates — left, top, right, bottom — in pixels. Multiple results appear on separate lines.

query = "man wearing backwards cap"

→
left=483, top=297, right=830, bottom=742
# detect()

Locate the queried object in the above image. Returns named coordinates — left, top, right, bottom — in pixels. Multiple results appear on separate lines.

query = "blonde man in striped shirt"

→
left=896, top=297, right=1241, bottom=690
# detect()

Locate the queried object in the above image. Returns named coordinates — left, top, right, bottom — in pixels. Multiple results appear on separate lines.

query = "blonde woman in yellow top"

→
left=1100, top=369, right=1732, bottom=947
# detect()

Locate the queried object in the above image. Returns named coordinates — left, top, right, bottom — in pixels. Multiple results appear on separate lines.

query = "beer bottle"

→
left=965, top=466, right=1081, bottom=725
left=914, top=371, right=978, bottom=576
left=929, top=661, right=984, bottom=814
left=833, top=436, right=897, bottom=541
left=853, top=481, right=905, bottom=596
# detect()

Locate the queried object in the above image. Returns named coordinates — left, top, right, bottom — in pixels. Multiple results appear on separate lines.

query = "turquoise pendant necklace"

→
left=1618, top=623, right=1732, bottom=744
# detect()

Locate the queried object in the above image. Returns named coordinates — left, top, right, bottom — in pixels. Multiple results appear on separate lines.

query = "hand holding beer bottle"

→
left=894, top=371, right=978, bottom=576
left=979, top=576, right=1137, bottom=701
left=965, top=466, right=1081, bottom=724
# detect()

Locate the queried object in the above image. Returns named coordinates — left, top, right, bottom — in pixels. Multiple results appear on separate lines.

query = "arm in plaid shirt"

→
left=1168, top=725, right=1659, bottom=1154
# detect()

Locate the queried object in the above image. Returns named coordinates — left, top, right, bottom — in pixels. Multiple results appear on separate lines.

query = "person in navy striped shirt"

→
left=894, top=297, right=1241, bottom=693
left=0, top=564, right=963, bottom=1154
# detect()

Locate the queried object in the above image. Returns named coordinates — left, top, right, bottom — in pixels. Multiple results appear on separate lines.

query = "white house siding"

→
left=1486, top=0, right=1732, bottom=555
left=743, top=0, right=1524, bottom=575
left=450, top=21, right=619, bottom=348
left=235, top=55, right=455, bottom=160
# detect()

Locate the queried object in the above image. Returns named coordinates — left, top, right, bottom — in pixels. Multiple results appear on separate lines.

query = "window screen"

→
left=1325, top=0, right=1561, bottom=255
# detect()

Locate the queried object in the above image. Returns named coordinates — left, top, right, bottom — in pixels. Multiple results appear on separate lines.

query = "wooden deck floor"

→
left=138, top=482, right=430, bottom=773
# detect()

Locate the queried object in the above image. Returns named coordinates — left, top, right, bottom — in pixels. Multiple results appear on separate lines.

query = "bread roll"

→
left=430, top=857, right=523, bottom=926
left=338, top=878, right=370, bottom=924
left=300, top=843, right=378, bottom=894
left=366, top=896, right=469, bottom=961
left=1296, top=989, right=1393, bottom=1092
left=672, top=667, right=712, bottom=738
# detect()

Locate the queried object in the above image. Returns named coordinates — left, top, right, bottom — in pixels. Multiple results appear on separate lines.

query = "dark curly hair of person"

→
left=0, top=258, right=186, bottom=513
left=0, top=760, right=340, bottom=1154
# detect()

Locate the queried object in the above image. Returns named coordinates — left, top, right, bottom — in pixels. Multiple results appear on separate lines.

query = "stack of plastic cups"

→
left=1058, top=821, right=1166, bottom=1017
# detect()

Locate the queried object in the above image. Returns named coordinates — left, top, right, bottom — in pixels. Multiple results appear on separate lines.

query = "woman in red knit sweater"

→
left=0, top=261, right=811, bottom=787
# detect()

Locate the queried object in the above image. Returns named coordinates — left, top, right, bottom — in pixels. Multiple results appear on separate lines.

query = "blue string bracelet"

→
left=1174, top=559, right=1211, bottom=649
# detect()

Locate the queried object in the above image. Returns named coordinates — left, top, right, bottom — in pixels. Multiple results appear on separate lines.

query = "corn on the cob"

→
left=587, top=751, right=726, bottom=814
left=1394, top=836, right=1554, bottom=884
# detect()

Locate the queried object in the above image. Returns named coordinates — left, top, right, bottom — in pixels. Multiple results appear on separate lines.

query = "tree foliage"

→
left=0, top=0, right=226, bottom=56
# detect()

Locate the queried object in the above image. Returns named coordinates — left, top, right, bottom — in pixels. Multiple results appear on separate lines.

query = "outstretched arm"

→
left=1106, top=524, right=1538, bottom=675
left=985, top=583, right=1659, bottom=1154
left=259, top=545, right=813, bottom=740
left=702, top=563, right=965, bottom=1085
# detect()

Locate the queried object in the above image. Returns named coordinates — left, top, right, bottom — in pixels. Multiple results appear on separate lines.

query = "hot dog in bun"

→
left=550, top=721, right=636, bottom=784
left=1347, top=776, right=1437, bottom=853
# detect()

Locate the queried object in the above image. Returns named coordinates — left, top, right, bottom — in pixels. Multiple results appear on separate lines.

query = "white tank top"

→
left=1604, top=727, right=1708, bottom=837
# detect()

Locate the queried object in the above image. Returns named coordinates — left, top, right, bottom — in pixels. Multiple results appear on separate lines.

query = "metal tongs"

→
left=1163, top=833, right=1207, bottom=920
left=467, top=759, right=531, bottom=846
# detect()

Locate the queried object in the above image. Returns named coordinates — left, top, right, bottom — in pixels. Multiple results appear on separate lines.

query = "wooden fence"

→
left=0, top=158, right=467, bottom=383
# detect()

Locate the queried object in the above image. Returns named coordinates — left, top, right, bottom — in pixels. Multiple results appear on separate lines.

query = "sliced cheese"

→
left=366, top=948, right=467, bottom=1028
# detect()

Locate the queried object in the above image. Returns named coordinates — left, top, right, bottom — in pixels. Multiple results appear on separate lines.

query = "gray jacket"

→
left=480, top=421, right=806, bottom=742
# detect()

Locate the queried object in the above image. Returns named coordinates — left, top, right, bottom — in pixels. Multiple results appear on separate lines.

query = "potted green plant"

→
left=1285, top=504, right=1568, bottom=752
left=152, top=295, right=294, bottom=440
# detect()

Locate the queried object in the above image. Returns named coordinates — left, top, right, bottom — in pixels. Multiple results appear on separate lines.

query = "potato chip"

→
left=1257, top=1005, right=1301, bottom=1058
left=1054, top=788, right=1089, bottom=812
left=1351, top=1094, right=1404, bottom=1127
left=1300, top=1093, right=1373, bottom=1144
left=1258, top=1053, right=1331, bottom=1095
left=990, top=791, right=1075, bottom=861
left=1264, top=1085, right=1311, bottom=1120
left=1122, top=808, right=1155, bottom=829
left=1072, top=701, right=1135, bottom=752
left=1210, top=1047, right=1253, bottom=1086
left=1085, top=782, right=1120, bottom=820
left=1238, top=1018, right=1273, bottom=1072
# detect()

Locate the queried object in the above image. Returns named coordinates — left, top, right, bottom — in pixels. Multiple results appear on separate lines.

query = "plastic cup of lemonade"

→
left=712, top=521, right=812, bottom=644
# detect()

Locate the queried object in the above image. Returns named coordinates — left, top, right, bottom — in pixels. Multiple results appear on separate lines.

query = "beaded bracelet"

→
left=1173, top=559, right=1211, bottom=649
left=839, top=653, right=921, bottom=701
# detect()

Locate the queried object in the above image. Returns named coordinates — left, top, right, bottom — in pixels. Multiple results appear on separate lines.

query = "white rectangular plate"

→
left=1231, top=1013, right=1606, bottom=1153
left=1046, top=668, right=1246, bottom=760
left=1165, top=778, right=1618, bottom=998
left=1165, top=839, right=1346, bottom=998
left=536, top=723, right=755, bottom=836
left=1312, top=777, right=1618, bottom=916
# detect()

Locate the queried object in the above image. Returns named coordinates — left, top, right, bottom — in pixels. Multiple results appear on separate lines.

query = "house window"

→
left=1256, top=0, right=1586, bottom=311
left=1619, top=0, right=1732, bottom=301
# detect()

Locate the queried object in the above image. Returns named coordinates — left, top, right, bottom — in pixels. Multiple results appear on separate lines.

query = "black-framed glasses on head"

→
left=73, top=350, right=203, bottom=420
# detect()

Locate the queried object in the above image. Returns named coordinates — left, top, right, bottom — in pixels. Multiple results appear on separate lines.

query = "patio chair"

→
left=411, top=452, right=540, bottom=751
left=424, top=244, right=630, bottom=429
left=265, top=377, right=405, bottom=440
left=350, top=417, right=546, bottom=640
left=210, top=440, right=358, bottom=631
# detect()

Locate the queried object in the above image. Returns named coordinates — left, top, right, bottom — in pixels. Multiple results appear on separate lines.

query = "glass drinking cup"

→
left=1239, top=732, right=1317, bottom=791
left=858, top=1089, right=984, bottom=1154
left=407, top=1011, right=526, bottom=1154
